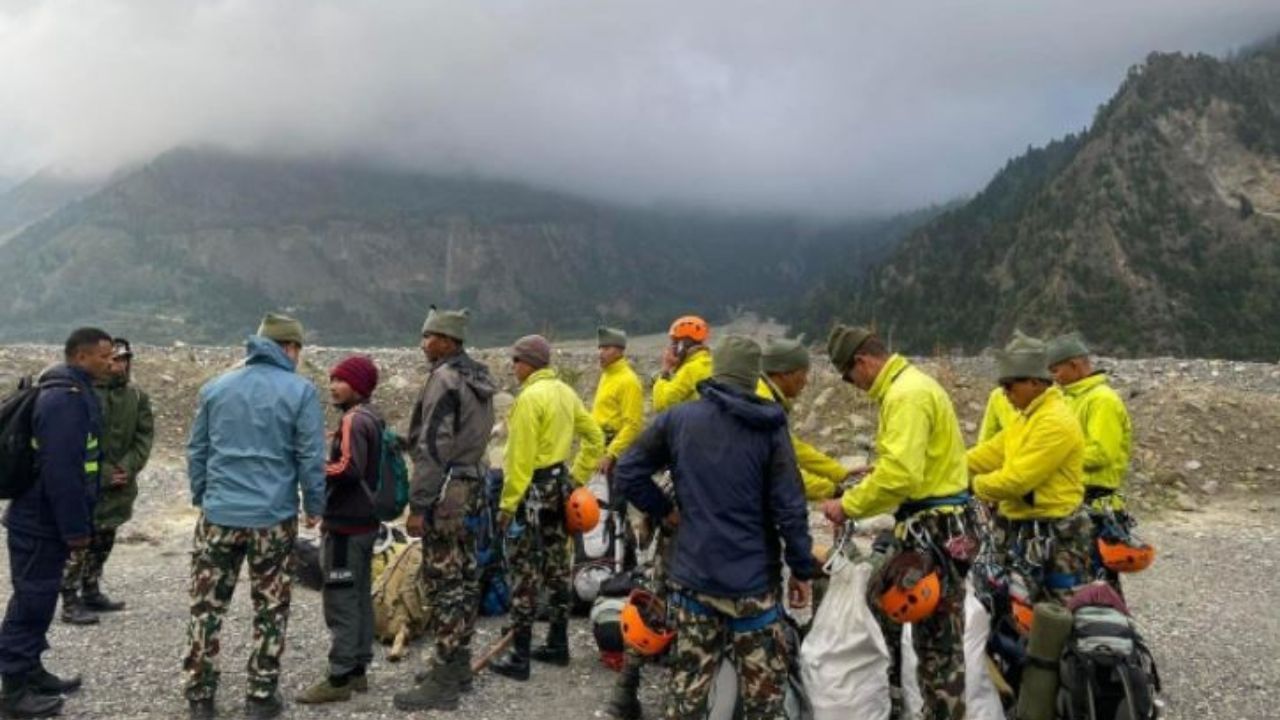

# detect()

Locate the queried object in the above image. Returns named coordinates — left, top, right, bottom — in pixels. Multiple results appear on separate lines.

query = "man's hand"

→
left=597, top=455, right=616, bottom=475
left=405, top=512, right=426, bottom=538
left=302, top=514, right=320, bottom=530
left=821, top=499, right=847, bottom=526
left=66, top=535, right=90, bottom=549
left=434, top=481, right=471, bottom=535
left=661, top=346, right=679, bottom=373
left=663, top=509, right=680, bottom=530
left=110, top=466, right=129, bottom=488
left=787, top=577, right=813, bottom=609
left=497, top=511, right=514, bottom=534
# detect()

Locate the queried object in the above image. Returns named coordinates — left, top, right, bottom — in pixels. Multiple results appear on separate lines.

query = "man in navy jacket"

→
left=616, top=335, right=815, bottom=720
left=1, top=327, right=114, bottom=719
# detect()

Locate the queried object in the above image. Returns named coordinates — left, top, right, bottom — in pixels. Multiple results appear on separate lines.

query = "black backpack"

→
left=0, top=377, right=45, bottom=500
left=1057, top=605, right=1161, bottom=720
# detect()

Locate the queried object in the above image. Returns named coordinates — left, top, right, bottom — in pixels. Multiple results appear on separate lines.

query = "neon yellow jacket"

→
left=967, top=386, right=1084, bottom=520
left=592, top=358, right=645, bottom=459
left=501, top=368, right=604, bottom=514
left=1061, top=373, right=1131, bottom=499
left=839, top=355, right=969, bottom=519
left=978, top=387, right=1018, bottom=443
left=652, top=348, right=712, bottom=412
left=756, top=377, right=847, bottom=501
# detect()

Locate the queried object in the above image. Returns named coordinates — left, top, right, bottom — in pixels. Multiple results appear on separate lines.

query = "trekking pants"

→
left=182, top=517, right=296, bottom=701
left=422, top=476, right=484, bottom=664
left=322, top=530, right=376, bottom=677
left=60, top=528, right=117, bottom=596
left=508, top=472, right=571, bottom=631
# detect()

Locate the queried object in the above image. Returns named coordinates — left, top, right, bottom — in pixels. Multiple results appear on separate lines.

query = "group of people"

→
left=0, top=307, right=1132, bottom=720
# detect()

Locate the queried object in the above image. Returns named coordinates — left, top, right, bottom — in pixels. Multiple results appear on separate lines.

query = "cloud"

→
left=1, top=0, right=1277, bottom=216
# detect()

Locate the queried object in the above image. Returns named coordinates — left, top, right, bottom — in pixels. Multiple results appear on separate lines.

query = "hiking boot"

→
left=488, top=627, right=532, bottom=682
left=244, top=691, right=284, bottom=720
left=450, top=648, right=474, bottom=693
left=26, top=664, right=81, bottom=695
left=295, top=676, right=351, bottom=705
left=80, top=589, right=126, bottom=613
left=605, top=664, right=642, bottom=720
left=392, top=665, right=459, bottom=712
left=350, top=672, right=368, bottom=694
left=186, top=698, right=215, bottom=720
left=59, top=594, right=98, bottom=626
left=530, top=621, right=570, bottom=666
left=1, top=674, right=63, bottom=719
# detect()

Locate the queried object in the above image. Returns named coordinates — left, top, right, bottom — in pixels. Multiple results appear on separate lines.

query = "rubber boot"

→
left=530, top=621, right=570, bottom=666
left=392, top=661, right=460, bottom=711
left=81, top=585, right=126, bottom=613
left=604, top=662, right=643, bottom=720
left=60, top=592, right=99, bottom=626
left=0, top=674, right=63, bottom=719
left=26, top=663, right=82, bottom=695
left=488, top=627, right=532, bottom=681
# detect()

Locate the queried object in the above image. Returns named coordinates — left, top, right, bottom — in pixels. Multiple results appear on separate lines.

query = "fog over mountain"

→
left=2, top=1, right=1278, bottom=216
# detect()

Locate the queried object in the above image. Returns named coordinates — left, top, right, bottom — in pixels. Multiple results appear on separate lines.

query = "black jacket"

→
left=323, top=403, right=383, bottom=529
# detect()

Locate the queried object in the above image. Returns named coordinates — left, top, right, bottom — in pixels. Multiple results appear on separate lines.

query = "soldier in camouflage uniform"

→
left=393, top=308, right=496, bottom=713
left=61, top=338, right=154, bottom=625
left=183, top=314, right=326, bottom=720
left=617, top=337, right=815, bottom=719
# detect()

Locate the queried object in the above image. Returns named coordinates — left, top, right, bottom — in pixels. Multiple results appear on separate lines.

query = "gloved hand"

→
left=432, top=481, right=472, bottom=535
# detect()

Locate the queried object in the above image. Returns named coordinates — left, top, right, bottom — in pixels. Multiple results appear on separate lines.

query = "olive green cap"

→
left=256, top=312, right=305, bottom=346
left=826, top=323, right=873, bottom=372
left=996, top=330, right=1052, bottom=382
left=762, top=336, right=810, bottom=374
left=712, top=335, right=762, bottom=392
left=422, top=307, right=469, bottom=342
left=1046, top=331, right=1090, bottom=366
left=597, top=326, right=627, bottom=349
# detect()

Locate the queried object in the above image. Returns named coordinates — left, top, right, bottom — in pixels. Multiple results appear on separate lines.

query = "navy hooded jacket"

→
left=3, top=364, right=102, bottom=542
left=616, top=380, right=816, bottom=598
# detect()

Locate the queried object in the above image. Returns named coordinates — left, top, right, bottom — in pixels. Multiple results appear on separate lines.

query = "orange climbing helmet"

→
left=1096, top=536, right=1156, bottom=573
left=668, top=315, right=710, bottom=344
left=564, top=487, right=601, bottom=534
left=875, top=550, right=942, bottom=624
left=620, top=590, right=675, bottom=656
left=1007, top=572, right=1036, bottom=635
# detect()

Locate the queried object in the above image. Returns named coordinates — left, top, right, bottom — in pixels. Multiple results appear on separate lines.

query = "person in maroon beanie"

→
left=297, top=355, right=385, bottom=705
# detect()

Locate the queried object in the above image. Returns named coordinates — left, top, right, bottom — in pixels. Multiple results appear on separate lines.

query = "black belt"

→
left=532, top=464, right=567, bottom=482
left=1084, top=487, right=1116, bottom=502
left=894, top=492, right=971, bottom=523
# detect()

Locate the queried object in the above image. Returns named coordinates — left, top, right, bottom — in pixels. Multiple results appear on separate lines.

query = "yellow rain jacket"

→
left=839, top=355, right=969, bottom=519
left=652, top=348, right=712, bottom=412
left=967, top=386, right=1085, bottom=520
left=756, top=377, right=847, bottom=501
left=1062, top=373, right=1131, bottom=506
left=501, top=368, right=605, bottom=514
left=592, top=357, right=645, bottom=460
left=978, top=387, right=1018, bottom=443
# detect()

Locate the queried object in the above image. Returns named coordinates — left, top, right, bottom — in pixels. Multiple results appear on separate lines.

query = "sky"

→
left=1, top=1, right=1278, bottom=217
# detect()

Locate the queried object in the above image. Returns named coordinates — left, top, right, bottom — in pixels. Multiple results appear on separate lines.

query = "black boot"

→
left=81, top=586, right=125, bottom=613
left=452, top=646, right=474, bottom=692
left=530, top=621, right=570, bottom=666
left=244, top=691, right=284, bottom=720
left=392, top=660, right=460, bottom=712
left=59, top=592, right=98, bottom=626
left=488, top=627, right=532, bottom=681
left=26, top=664, right=81, bottom=695
left=605, top=662, right=643, bottom=720
left=186, top=698, right=215, bottom=720
left=1, top=673, right=63, bottom=719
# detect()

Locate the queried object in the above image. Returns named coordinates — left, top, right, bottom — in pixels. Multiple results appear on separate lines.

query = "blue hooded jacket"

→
left=617, top=380, right=816, bottom=598
left=3, top=364, right=102, bottom=542
left=186, top=336, right=326, bottom=528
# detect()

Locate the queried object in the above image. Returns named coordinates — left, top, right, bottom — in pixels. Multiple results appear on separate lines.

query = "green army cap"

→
left=996, top=330, right=1052, bottom=382
left=257, top=312, right=305, bottom=346
left=712, top=335, right=762, bottom=392
left=826, top=323, right=873, bottom=373
left=1046, top=331, right=1090, bottom=367
left=597, top=326, right=627, bottom=349
left=762, top=336, right=810, bottom=374
left=422, top=307, right=469, bottom=342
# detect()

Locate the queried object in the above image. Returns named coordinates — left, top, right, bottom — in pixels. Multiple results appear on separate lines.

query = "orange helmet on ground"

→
left=620, top=590, right=675, bottom=656
left=1096, top=537, right=1156, bottom=573
left=876, top=550, right=942, bottom=624
left=564, top=487, right=601, bottom=534
left=668, top=315, right=710, bottom=343
left=1008, top=573, right=1035, bottom=635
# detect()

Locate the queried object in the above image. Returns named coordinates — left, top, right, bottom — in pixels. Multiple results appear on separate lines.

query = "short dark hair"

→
left=854, top=336, right=889, bottom=360
left=64, top=327, right=113, bottom=360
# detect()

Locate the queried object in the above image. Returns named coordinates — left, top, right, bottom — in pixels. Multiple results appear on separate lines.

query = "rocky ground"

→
left=2, top=336, right=1279, bottom=719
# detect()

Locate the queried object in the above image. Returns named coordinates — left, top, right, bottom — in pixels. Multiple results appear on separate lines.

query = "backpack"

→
left=372, top=539, right=429, bottom=645
left=1057, top=606, right=1161, bottom=720
left=355, top=408, right=410, bottom=522
left=0, top=376, right=71, bottom=500
left=472, top=469, right=511, bottom=616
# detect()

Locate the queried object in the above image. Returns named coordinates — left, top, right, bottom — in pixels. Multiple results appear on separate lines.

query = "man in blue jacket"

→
left=616, top=336, right=815, bottom=720
left=1, top=327, right=114, bottom=719
left=182, top=313, right=326, bottom=720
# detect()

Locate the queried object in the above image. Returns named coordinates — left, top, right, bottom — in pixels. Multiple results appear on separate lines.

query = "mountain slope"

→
left=853, top=39, right=1280, bottom=359
left=0, top=169, right=101, bottom=245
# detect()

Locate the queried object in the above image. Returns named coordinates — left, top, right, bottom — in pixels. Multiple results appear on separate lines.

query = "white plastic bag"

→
left=799, top=558, right=891, bottom=720
left=901, top=580, right=1004, bottom=720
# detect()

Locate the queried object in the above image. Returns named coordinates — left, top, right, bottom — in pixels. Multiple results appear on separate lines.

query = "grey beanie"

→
left=422, top=307, right=469, bottom=342
left=1046, top=331, right=1090, bottom=367
left=712, top=335, right=763, bottom=391
left=597, top=326, right=628, bottom=349
left=762, top=336, right=810, bottom=374
left=826, top=323, right=874, bottom=372
left=996, top=331, right=1053, bottom=382
left=257, top=312, right=305, bottom=346
left=512, top=334, right=552, bottom=369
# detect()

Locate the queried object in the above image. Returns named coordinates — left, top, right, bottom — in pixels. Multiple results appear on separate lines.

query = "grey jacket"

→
left=407, top=351, right=497, bottom=514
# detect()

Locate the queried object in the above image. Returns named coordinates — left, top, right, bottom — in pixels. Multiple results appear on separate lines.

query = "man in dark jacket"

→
left=394, top=308, right=496, bottom=713
left=616, top=336, right=816, bottom=720
left=297, top=355, right=383, bottom=705
left=60, top=338, right=154, bottom=625
left=1, top=327, right=114, bottom=719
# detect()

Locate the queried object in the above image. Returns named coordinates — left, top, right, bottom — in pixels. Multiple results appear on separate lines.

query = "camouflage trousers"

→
left=182, top=517, right=296, bottom=702
left=422, top=478, right=484, bottom=664
left=996, top=509, right=1093, bottom=604
left=60, top=528, right=117, bottom=596
left=664, top=589, right=789, bottom=720
left=507, top=478, right=572, bottom=630
left=873, top=512, right=971, bottom=720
